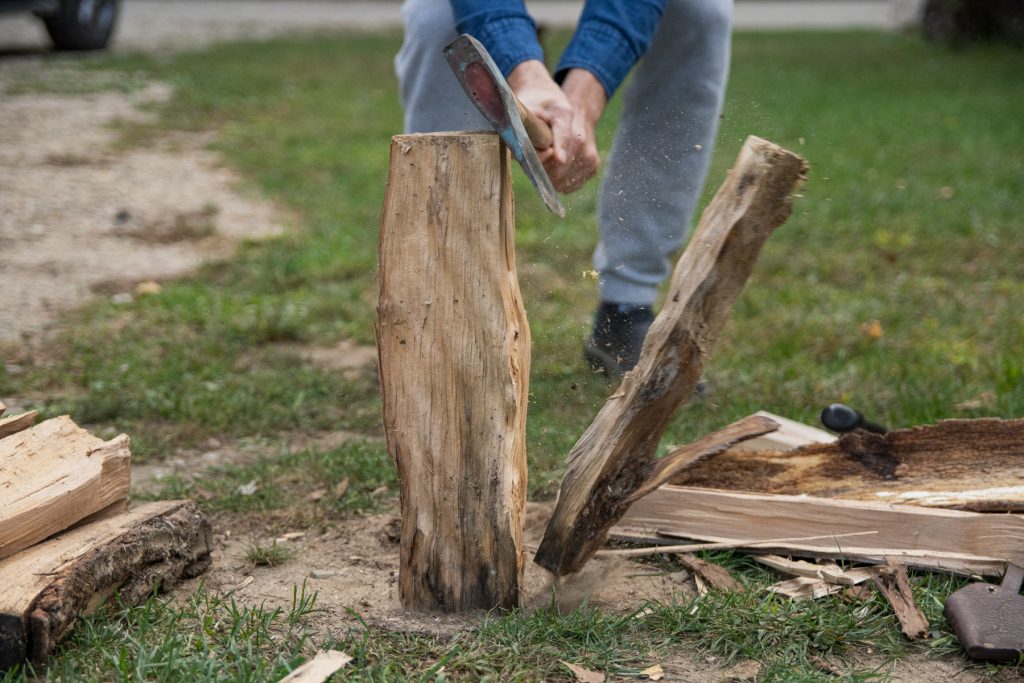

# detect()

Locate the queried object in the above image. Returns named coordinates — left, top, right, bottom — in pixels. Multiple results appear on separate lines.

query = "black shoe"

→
left=584, top=302, right=654, bottom=377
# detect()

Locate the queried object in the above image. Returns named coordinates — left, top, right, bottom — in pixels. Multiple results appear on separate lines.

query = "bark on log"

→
left=377, top=132, right=530, bottom=611
left=671, top=417, right=1024, bottom=511
left=535, top=136, right=807, bottom=576
left=0, top=416, right=131, bottom=560
left=0, top=500, right=212, bottom=669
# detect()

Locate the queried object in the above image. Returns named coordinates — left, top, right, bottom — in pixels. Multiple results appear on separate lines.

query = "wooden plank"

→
left=0, top=416, right=130, bottom=560
left=616, top=486, right=1023, bottom=576
left=277, top=650, right=352, bottom=683
left=377, top=132, right=530, bottom=611
left=671, top=418, right=1024, bottom=511
left=535, top=136, right=807, bottom=577
left=0, top=500, right=211, bottom=668
left=0, top=411, right=37, bottom=440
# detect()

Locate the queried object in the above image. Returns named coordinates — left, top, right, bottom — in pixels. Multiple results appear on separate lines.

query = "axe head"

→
left=444, top=34, right=565, bottom=217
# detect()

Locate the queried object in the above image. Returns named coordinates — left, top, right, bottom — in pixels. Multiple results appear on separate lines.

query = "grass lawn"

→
left=2, top=29, right=1023, bottom=681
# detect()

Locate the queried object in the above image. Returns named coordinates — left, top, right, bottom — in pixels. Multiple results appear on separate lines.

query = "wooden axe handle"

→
left=514, top=98, right=553, bottom=151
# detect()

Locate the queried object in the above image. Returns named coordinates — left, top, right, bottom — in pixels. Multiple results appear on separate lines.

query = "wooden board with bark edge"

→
left=0, top=416, right=130, bottom=560
left=377, top=133, right=530, bottom=611
left=671, top=418, right=1024, bottom=512
left=535, top=136, right=807, bottom=576
left=0, top=500, right=212, bottom=669
left=615, top=485, right=1023, bottom=576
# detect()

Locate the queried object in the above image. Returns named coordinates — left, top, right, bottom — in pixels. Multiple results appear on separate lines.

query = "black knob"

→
left=820, top=403, right=887, bottom=434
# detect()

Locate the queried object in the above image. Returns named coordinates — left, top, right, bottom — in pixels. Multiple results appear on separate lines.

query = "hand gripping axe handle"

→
left=444, top=34, right=566, bottom=217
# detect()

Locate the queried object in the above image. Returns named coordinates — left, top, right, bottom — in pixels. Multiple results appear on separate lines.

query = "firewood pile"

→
left=0, top=402, right=211, bottom=670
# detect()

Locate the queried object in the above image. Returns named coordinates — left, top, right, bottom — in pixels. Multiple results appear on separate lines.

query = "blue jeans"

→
left=395, top=0, right=732, bottom=306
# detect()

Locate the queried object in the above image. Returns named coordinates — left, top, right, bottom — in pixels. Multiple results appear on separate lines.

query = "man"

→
left=395, top=0, right=732, bottom=377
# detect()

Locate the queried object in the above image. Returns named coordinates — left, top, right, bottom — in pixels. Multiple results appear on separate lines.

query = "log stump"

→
left=377, top=133, right=530, bottom=611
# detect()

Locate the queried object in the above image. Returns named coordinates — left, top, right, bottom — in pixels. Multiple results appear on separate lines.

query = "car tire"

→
left=43, top=0, right=119, bottom=51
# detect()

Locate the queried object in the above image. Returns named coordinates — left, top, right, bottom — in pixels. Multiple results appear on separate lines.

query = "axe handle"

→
left=514, top=98, right=553, bottom=151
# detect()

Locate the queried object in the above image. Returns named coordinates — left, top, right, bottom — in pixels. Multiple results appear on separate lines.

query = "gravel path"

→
left=0, top=1, right=903, bottom=54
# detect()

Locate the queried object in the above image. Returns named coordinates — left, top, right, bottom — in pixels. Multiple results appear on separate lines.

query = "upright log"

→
left=535, top=136, right=807, bottom=576
left=377, top=132, right=530, bottom=611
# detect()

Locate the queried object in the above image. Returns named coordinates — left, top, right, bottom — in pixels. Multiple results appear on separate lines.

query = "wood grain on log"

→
left=0, top=500, right=211, bottom=668
left=0, top=416, right=131, bottom=560
left=616, top=486, right=1023, bottom=576
left=671, top=417, right=1024, bottom=511
left=535, top=136, right=807, bottom=576
left=377, top=133, right=530, bottom=611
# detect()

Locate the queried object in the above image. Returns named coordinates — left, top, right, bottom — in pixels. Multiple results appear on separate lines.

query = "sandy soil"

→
left=0, top=63, right=285, bottom=346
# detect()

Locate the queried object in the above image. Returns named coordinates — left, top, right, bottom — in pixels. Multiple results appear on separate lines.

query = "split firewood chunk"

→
left=535, top=136, right=807, bottom=576
left=0, top=500, right=212, bottom=668
left=0, top=416, right=131, bottom=560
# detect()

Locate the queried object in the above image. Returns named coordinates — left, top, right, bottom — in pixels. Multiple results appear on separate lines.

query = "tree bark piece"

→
left=873, top=559, right=929, bottom=640
left=616, top=486, right=1023, bottom=575
left=0, top=500, right=212, bottom=669
left=377, top=132, right=530, bottom=611
left=674, top=554, right=744, bottom=593
left=672, top=417, right=1024, bottom=511
left=535, top=136, right=807, bottom=576
left=0, top=411, right=37, bottom=440
left=0, top=416, right=131, bottom=560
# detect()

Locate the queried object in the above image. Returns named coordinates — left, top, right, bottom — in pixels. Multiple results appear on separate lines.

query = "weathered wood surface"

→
left=873, top=560, right=929, bottom=640
left=725, top=411, right=835, bottom=453
left=0, top=411, right=37, bottom=440
left=0, top=416, right=131, bottom=560
left=0, top=500, right=211, bottom=669
left=377, top=132, right=530, bottom=611
left=616, top=486, right=1024, bottom=576
left=671, top=418, right=1024, bottom=511
left=535, top=136, right=807, bottom=576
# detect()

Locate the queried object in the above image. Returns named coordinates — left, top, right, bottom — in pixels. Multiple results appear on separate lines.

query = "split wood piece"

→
left=535, top=136, right=806, bottom=577
left=754, top=555, right=881, bottom=586
left=377, top=132, right=530, bottom=611
left=873, top=559, right=929, bottom=640
left=616, top=486, right=1024, bottom=576
left=769, top=576, right=844, bottom=601
left=726, top=411, right=835, bottom=453
left=0, top=411, right=37, bottom=440
left=674, top=554, right=744, bottom=593
left=0, top=500, right=211, bottom=669
left=277, top=650, right=352, bottom=683
left=672, top=417, right=1024, bottom=512
left=0, top=416, right=131, bottom=560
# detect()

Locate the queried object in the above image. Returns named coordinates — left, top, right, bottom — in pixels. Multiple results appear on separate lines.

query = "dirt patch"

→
left=182, top=502, right=696, bottom=639
left=0, top=63, right=286, bottom=347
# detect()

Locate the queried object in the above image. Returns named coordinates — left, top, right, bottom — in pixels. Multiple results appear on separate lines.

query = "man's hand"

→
left=507, top=61, right=607, bottom=194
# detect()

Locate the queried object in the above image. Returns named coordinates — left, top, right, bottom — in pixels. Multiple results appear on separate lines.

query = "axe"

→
left=444, top=34, right=566, bottom=217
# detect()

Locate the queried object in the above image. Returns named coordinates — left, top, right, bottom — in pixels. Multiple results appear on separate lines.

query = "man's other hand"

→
left=508, top=62, right=606, bottom=194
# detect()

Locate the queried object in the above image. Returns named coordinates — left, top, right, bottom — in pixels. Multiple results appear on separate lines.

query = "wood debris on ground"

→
left=0, top=413, right=211, bottom=669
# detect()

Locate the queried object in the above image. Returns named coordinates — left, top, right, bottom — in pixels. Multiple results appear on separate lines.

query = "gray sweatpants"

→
left=395, top=0, right=732, bottom=306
